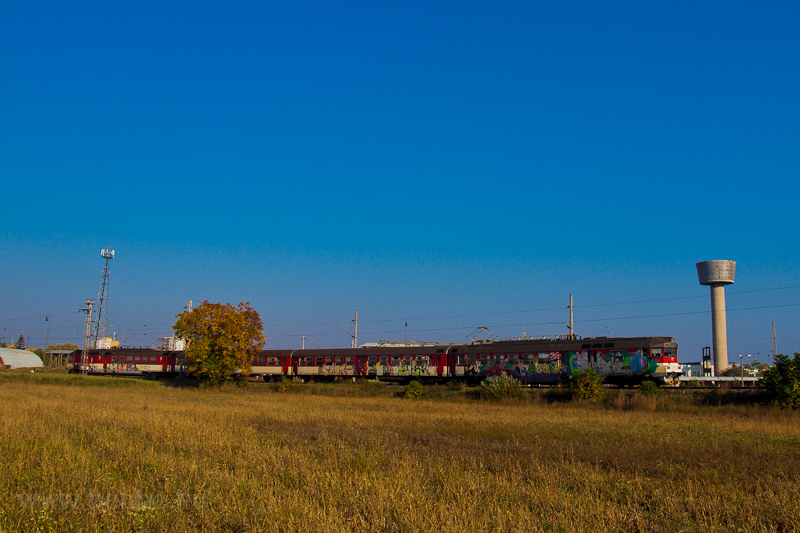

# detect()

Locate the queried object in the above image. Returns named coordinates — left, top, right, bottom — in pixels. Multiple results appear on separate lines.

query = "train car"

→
left=250, top=350, right=295, bottom=380
left=289, top=345, right=452, bottom=381
left=448, top=336, right=680, bottom=385
left=69, top=348, right=181, bottom=375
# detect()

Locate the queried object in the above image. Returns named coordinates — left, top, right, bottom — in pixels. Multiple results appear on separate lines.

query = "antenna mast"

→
left=91, top=249, right=115, bottom=348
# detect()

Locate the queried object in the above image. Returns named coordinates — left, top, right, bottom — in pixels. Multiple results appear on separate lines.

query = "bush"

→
left=761, top=353, right=800, bottom=409
left=480, top=376, right=522, bottom=401
left=569, top=369, right=606, bottom=400
left=638, top=380, right=662, bottom=397
left=276, top=376, right=295, bottom=393
left=404, top=380, right=423, bottom=398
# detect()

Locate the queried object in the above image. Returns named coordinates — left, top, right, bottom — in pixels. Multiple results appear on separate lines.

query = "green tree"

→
left=173, top=301, right=265, bottom=383
left=760, top=353, right=800, bottom=409
left=15, top=334, right=26, bottom=350
left=46, top=343, right=80, bottom=351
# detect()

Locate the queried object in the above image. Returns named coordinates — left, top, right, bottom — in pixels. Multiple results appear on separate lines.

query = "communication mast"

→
left=91, top=249, right=115, bottom=348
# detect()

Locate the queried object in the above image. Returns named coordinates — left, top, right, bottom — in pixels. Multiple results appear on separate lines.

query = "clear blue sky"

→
left=2, top=1, right=798, bottom=363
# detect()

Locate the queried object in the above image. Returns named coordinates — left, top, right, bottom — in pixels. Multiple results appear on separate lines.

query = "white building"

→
left=0, top=348, right=44, bottom=369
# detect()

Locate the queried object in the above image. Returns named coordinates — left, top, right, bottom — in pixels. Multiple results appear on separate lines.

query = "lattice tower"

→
left=91, top=249, right=115, bottom=348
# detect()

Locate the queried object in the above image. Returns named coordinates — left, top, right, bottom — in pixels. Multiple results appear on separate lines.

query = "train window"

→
left=303, top=357, right=312, bottom=365
left=334, top=356, right=342, bottom=364
left=581, top=344, right=592, bottom=349
left=523, top=353, right=534, bottom=361
left=345, top=356, right=353, bottom=365
left=379, top=356, right=388, bottom=365
left=127, top=356, right=133, bottom=364
left=316, top=357, right=323, bottom=365
left=367, top=356, right=376, bottom=365
left=651, top=348, right=662, bottom=357
left=457, top=355, right=465, bottom=365
left=258, top=357, right=264, bottom=366
left=437, top=348, right=446, bottom=353
left=391, top=357, right=400, bottom=366
left=480, top=354, right=489, bottom=363
left=592, top=343, right=603, bottom=349
left=603, top=343, right=615, bottom=348
left=509, top=353, right=519, bottom=363
left=404, top=355, right=412, bottom=363
left=466, top=354, right=476, bottom=364
left=427, top=356, right=434, bottom=366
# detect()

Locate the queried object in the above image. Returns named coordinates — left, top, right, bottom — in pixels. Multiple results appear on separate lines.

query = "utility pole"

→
left=569, top=294, right=574, bottom=339
left=80, top=299, right=94, bottom=374
left=43, top=316, right=50, bottom=366
left=353, top=309, right=358, bottom=348
left=772, top=322, right=777, bottom=364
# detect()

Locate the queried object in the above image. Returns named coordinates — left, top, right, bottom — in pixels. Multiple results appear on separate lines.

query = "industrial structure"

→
left=91, top=249, right=115, bottom=349
left=79, top=249, right=116, bottom=364
left=696, top=260, right=736, bottom=375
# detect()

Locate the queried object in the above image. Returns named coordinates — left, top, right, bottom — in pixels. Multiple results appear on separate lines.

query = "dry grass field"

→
left=1, top=374, right=799, bottom=532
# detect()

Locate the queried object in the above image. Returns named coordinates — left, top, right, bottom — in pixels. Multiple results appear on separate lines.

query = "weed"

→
left=569, top=369, right=607, bottom=400
left=276, top=376, right=295, bottom=393
left=480, top=375, right=522, bottom=401
left=638, top=380, right=662, bottom=397
left=404, top=380, right=423, bottom=398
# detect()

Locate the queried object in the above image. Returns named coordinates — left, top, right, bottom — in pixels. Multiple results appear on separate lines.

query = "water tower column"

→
left=709, top=283, right=729, bottom=374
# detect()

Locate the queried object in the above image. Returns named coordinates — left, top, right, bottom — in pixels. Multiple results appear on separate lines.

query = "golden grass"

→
left=1, top=379, right=799, bottom=532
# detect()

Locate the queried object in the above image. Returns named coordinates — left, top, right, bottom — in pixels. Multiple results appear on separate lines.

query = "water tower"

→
left=696, top=260, right=736, bottom=375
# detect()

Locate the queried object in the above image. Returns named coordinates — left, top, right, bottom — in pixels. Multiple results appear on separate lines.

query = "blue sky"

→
left=2, top=1, right=798, bottom=363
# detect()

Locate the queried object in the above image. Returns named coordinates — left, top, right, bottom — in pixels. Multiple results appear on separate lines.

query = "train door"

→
left=448, top=347, right=457, bottom=377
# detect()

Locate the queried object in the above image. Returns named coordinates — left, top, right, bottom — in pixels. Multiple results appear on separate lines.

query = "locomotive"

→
left=70, top=335, right=680, bottom=385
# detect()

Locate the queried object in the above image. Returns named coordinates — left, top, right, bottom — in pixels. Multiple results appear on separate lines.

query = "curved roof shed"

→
left=0, top=348, right=44, bottom=369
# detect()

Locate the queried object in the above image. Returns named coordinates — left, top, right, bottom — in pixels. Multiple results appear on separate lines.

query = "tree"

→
left=15, top=334, right=26, bottom=350
left=172, top=301, right=265, bottom=383
left=46, top=343, right=80, bottom=351
left=760, top=353, right=800, bottom=409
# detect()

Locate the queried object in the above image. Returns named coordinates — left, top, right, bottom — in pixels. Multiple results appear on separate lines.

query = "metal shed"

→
left=0, top=348, right=44, bottom=369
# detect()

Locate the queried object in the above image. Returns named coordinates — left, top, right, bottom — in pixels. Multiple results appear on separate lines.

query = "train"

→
left=69, top=335, right=681, bottom=385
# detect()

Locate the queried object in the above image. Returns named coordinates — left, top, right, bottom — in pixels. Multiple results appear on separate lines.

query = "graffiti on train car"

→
left=567, top=349, right=657, bottom=376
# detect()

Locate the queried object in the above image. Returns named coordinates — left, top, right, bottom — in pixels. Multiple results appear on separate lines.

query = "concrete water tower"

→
left=696, top=260, right=736, bottom=375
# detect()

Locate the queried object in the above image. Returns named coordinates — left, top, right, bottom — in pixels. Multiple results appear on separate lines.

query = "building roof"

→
left=0, top=348, right=44, bottom=369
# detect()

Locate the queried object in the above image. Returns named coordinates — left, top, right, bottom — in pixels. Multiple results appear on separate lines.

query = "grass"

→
left=1, top=375, right=799, bottom=532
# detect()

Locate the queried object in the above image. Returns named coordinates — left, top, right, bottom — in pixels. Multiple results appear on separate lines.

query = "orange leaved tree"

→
left=173, top=301, right=264, bottom=383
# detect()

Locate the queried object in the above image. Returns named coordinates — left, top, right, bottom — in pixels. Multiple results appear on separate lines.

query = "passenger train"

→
left=70, top=336, right=681, bottom=385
